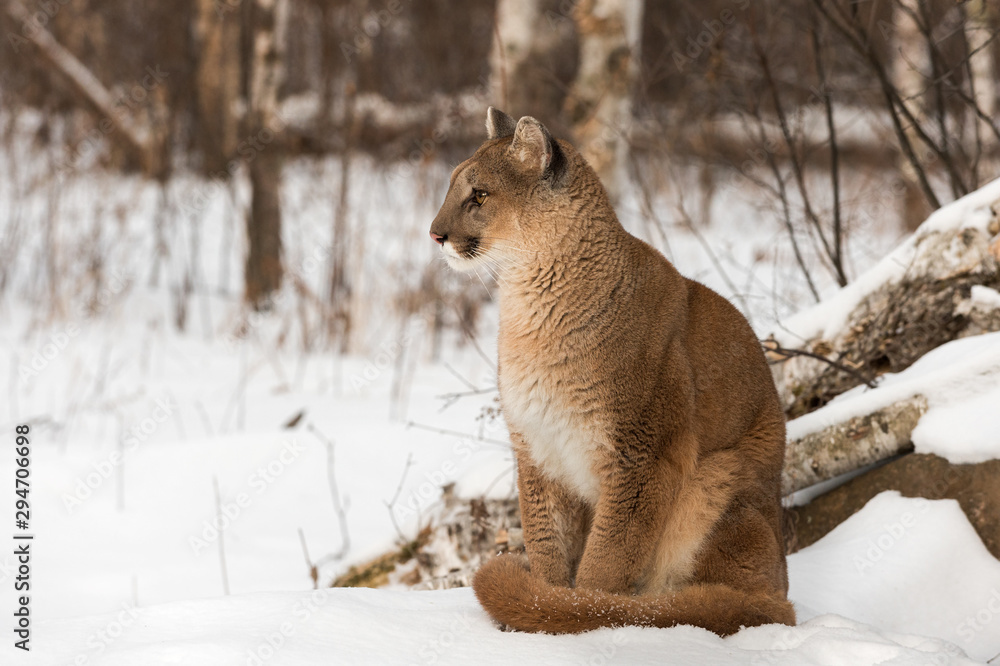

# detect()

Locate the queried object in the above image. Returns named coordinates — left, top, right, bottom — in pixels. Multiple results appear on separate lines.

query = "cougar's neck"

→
left=496, top=204, right=639, bottom=350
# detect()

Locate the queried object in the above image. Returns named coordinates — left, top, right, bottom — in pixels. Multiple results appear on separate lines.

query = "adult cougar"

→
left=429, top=107, right=794, bottom=635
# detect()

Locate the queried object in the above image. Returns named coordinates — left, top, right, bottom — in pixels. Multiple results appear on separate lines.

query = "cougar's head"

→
left=429, top=107, right=567, bottom=271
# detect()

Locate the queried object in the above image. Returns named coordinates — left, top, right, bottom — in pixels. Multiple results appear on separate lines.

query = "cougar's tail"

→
left=472, top=555, right=795, bottom=636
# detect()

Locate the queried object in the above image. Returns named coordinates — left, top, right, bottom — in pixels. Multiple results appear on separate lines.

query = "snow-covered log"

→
left=768, top=179, right=1000, bottom=419
left=782, top=395, right=926, bottom=495
left=332, top=485, right=520, bottom=590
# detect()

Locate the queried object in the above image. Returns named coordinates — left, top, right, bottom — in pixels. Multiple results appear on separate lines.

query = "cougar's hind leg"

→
left=691, top=497, right=794, bottom=628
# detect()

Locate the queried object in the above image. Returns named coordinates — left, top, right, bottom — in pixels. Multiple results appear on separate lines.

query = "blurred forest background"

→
left=0, top=0, right=998, bottom=352
left=2, top=1, right=1000, bottom=635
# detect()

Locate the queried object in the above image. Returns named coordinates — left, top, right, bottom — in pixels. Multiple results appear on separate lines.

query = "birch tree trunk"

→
left=489, top=0, right=574, bottom=126
left=566, top=0, right=643, bottom=203
left=243, top=0, right=289, bottom=309
left=490, top=0, right=540, bottom=113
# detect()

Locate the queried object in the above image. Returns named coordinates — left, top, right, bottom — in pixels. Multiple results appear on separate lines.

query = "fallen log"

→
left=768, top=184, right=1000, bottom=419
left=781, top=395, right=927, bottom=495
left=788, top=453, right=1000, bottom=561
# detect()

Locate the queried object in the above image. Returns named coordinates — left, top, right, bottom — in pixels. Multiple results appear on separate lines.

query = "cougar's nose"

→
left=430, top=231, right=446, bottom=245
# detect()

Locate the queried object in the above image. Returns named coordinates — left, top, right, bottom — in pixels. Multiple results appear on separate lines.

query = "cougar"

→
left=428, top=107, right=794, bottom=635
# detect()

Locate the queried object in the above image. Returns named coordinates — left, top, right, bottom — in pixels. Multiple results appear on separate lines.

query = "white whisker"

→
left=471, top=260, right=494, bottom=300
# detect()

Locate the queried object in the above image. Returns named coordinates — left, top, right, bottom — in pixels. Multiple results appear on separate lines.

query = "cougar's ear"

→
left=510, top=117, right=551, bottom=172
left=510, top=116, right=564, bottom=182
left=486, top=106, right=516, bottom=140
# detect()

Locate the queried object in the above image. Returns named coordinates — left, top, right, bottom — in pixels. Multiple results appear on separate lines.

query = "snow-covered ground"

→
left=3, top=492, right=996, bottom=665
left=0, top=299, right=508, bottom=618
left=2, top=124, right=999, bottom=663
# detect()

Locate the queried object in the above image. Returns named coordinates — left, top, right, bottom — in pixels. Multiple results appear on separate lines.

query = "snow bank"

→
left=786, top=331, right=1000, bottom=463
left=789, top=491, right=1000, bottom=663
left=8, top=493, right=996, bottom=665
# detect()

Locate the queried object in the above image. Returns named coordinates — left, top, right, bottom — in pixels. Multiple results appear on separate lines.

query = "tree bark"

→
left=245, top=148, right=284, bottom=307
left=965, top=0, right=997, bottom=147
left=566, top=0, right=644, bottom=203
left=891, top=0, right=934, bottom=229
left=328, top=83, right=356, bottom=352
left=490, top=0, right=541, bottom=114
left=489, top=0, right=576, bottom=133
left=243, top=0, right=289, bottom=309
left=193, top=0, right=243, bottom=174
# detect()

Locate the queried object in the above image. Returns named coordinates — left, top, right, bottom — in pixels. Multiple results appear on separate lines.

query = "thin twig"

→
left=809, top=0, right=950, bottom=208
left=480, top=462, right=517, bottom=500
left=672, top=183, right=753, bottom=323
left=457, top=317, right=496, bottom=373
left=625, top=147, right=674, bottom=261
left=307, top=423, right=351, bottom=560
left=762, top=340, right=877, bottom=389
left=404, top=421, right=511, bottom=449
left=212, top=476, right=231, bottom=596
left=810, top=17, right=845, bottom=287
left=436, top=386, right=498, bottom=401
left=442, top=362, right=478, bottom=392
left=750, top=19, right=846, bottom=287
left=193, top=400, right=215, bottom=438
left=747, top=99, right=821, bottom=302
left=297, top=527, right=319, bottom=590
left=383, top=453, right=415, bottom=543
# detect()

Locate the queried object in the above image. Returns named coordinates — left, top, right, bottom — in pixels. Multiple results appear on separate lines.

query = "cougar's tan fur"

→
left=429, top=107, right=794, bottom=636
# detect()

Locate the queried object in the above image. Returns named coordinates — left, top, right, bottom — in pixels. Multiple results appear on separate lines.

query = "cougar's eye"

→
left=474, top=190, right=488, bottom=206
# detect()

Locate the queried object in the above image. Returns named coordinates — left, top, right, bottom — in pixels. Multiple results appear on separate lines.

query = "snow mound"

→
left=789, top=491, right=1000, bottom=663
left=10, top=493, right=996, bottom=665
left=786, top=331, right=1000, bottom=463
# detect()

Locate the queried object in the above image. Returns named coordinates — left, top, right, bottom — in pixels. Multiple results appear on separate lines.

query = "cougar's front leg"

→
left=513, top=435, right=590, bottom=587
left=574, top=450, right=679, bottom=595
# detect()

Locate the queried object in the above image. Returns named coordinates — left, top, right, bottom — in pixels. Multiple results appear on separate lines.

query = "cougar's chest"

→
left=499, top=356, right=601, bottom=504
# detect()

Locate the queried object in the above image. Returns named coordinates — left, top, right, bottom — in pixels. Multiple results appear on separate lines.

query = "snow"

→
left=969, top=285, right=1000, bottom=310
left=786, top=331, right=1000, bottom=464
left=773, top=177, right=1000, bottom=347
left=4, top=492, right=992, bottom=665
left=789, top=492, right=1000, bottom=663
left=0, top=311, right=509, bottom=620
